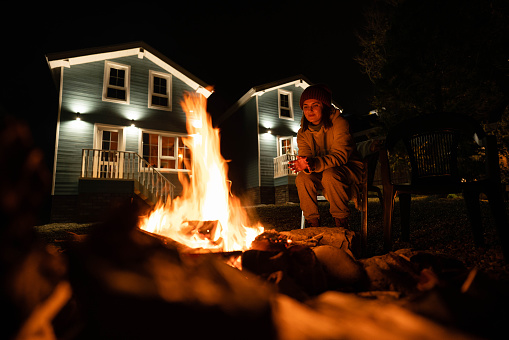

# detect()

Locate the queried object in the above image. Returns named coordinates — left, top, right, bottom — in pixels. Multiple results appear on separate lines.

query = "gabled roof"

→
left=216, top=75, right=311, bottom=125
left=216, top=75, right=341, bottom=125
left=45, top=41, right=213, bottom=98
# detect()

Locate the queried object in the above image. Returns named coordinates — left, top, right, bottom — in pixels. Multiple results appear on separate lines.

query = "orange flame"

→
left=139, top=92, right=263, bottom=251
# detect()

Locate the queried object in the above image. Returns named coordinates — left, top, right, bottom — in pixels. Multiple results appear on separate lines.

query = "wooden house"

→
left=46, top=42, right=212, bottom=222
left=217, top=75, right=344, bottom=205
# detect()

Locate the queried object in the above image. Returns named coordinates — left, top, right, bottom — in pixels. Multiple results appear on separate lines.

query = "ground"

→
left=35, top=195, right=509, bottom=282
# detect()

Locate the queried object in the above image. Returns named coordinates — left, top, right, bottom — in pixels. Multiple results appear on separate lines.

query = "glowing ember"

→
left=139, top=92, right=264, bottom=252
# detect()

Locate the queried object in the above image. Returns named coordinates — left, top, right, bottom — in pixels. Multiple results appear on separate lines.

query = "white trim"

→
left=47, top=46, right=213, bottom=98
left=93, top=124, right=125, bottom=151
left=48, top=59, right=70, bottom=68
left=148, top=70, right=172, bottom=111
left=49, top=48, right=140, bottom=69
left=51, top=67, right=64, bottom=195
left=278, top=89, right=294, bottom=121
left=253, top=79, right=310, bottom=97
left=102, top=60, right=130, bottom=104
left=143, top=50, right=212, bottom=98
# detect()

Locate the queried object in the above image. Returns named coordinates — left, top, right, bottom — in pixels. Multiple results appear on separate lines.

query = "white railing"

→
left=273, top=153, right=298, bottom=178
left=81, top=149, right=175, bottom=204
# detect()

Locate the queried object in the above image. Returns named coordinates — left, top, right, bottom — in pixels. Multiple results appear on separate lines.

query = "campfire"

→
left=139, top=92, right=264, bottom=252
left=3, top=116, right=507, bottom=340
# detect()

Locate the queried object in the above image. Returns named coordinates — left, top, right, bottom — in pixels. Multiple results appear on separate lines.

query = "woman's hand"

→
left=289, top=156, right=312, bottom=173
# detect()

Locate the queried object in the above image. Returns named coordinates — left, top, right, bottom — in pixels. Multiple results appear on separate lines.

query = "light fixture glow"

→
left=131, top=119, right=135, bottom=127
left=76, top=112, right=81, bottom=121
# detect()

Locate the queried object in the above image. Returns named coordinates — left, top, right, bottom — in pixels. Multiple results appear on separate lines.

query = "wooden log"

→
left=274, top=291, right=477, bottom=340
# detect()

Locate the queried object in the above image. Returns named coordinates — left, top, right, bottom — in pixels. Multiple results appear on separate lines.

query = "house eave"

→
left=251, top=75, right=312, bottom=96
left=216, top=74, right=343, bottom=125
left=45, top=41, right=213, bottom=98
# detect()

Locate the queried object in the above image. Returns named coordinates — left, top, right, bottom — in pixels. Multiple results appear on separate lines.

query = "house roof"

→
left=45, top=41, right=213, bottom=98
left=216, top=75, right=342, bottom=125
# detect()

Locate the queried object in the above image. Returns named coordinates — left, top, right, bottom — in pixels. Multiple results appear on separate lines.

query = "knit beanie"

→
left=299, top=84, right=332, bottom=109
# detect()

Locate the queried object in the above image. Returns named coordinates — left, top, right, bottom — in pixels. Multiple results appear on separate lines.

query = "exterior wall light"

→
left=131, top=119, right=135, bottom=127
left=76, top=112, right=81, bottom=121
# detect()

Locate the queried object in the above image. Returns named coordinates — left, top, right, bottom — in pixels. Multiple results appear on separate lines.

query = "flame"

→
left=139, top=92, right=263, bottom=252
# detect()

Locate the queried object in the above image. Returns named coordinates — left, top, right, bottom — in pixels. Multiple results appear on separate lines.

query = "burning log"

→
left=242, top=245, right=328, bottom=301
left=242, top=229, right=368, bottom=300
left=63, top=201, right=276, bottom=339
left=138, top=93, right=264, bottom=252
left=180, top=220, right=222, bottom=245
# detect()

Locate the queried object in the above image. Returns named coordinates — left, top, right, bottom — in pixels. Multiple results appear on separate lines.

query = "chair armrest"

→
left=379, top=146, right=393, bottom=187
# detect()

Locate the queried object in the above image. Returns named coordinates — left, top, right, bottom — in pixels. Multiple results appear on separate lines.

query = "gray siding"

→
left=257, top=85, right=305, bottom=187
left=54, top=55, right=198, bottom=195
left=220, top=98, right=259, bottom=193
left=219, top=83, right=306, bottom=196
left=243, top=99, right=260, bottom=188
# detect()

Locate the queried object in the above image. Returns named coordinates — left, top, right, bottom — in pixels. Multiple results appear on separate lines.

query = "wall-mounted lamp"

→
left=76, top=112, right=81, bottom=121
left=267, top=128, right=272, bottom=134
left=131, top=119, right=135, bottom=127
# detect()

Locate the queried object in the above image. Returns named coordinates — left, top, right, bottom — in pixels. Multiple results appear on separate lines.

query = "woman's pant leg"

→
left=296, top=171, right=323, bottom=220
left=321, top=167, right=353, bottom=219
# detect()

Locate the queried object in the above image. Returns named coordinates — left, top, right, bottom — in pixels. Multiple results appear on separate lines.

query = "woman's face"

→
left=302, top=99, right=323, bottom=125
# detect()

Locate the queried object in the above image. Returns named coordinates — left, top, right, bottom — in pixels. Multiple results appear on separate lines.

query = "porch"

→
left=80, top=149, right=176, bottom=207
left=273, top=154, right=298, bottom=179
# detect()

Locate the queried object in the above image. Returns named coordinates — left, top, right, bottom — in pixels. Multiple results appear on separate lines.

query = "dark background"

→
left=1, top=0, right=374, bottom=171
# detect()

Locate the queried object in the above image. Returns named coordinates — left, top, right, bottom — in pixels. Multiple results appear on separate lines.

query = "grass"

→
left=35, top=195, right=509, bottom=281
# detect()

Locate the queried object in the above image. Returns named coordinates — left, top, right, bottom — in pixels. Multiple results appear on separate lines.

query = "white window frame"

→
left=140, top=130, right=191, bottom=172
left=277, top=136, right=295, bottom=156
left=148, top=70, right=172, bottom=111
left=278, top=89, right=294, bottom=120
left=93, top=124, right=125, bottom=151
left=102, top=60, right=130, bottom=104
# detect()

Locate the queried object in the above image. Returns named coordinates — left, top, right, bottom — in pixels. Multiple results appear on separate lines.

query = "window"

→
left=278, top=89, right=293, bottom=120
left=278, top=136, right=295, bottom=156
left=103, top=61, right=130, bottom=104
left=149, top=70, right=172, bottom=111
left=142, top=132, right=190, bottom=171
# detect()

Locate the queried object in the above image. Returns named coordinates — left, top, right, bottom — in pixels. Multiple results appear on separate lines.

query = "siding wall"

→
left=257, top=85, right=305, bottom=187
left=55, top=55, right=198, bottom=195
left=218, top=82, right=306, bottom=204
left=220, top=98, right=259, bottom=194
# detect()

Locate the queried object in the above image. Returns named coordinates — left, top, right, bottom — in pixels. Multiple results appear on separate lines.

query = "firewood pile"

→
left=2, top=118, right=509, bottom=340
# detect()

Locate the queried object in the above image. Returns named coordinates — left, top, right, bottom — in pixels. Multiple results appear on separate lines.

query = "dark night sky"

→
left=2, top=0, right=373, bottom=159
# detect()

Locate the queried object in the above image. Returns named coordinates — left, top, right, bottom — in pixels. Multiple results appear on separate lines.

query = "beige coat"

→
left=297, top=110, right=364, bottom=181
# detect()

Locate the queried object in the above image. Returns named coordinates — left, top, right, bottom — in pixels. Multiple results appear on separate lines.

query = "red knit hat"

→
left=299, top=84, right=332, bottom=109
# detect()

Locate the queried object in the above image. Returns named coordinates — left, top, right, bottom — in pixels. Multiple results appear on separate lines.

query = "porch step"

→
left=134, top=189, right=155, bottom=207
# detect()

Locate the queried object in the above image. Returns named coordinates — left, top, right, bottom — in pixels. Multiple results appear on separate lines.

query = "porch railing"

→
left=273, top=153, right=298, bottom=178
left=81, top=149, right=175, bottom=205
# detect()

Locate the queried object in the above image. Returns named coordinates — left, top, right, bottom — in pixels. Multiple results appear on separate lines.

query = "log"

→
left=274, top=291, right=477, bottom=340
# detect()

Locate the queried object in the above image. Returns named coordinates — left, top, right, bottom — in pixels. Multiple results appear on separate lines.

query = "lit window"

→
left=148, top=70, right=172, bottom=111
left=278, top=89, right=293, bottom=120
left=142, top=132, right=190, bottom=170
left=103, top=61, right=130, bottom=104
left=278, top=136, right=295, bottom=156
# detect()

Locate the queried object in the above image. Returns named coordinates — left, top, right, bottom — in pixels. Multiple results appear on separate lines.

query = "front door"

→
left=93, top=126, right=124, bottom=178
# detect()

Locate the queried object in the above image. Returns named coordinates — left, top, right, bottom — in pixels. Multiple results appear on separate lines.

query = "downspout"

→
left=51, top=66, right=63, bottom=195
left=256, top=95, right=261, bottom=187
